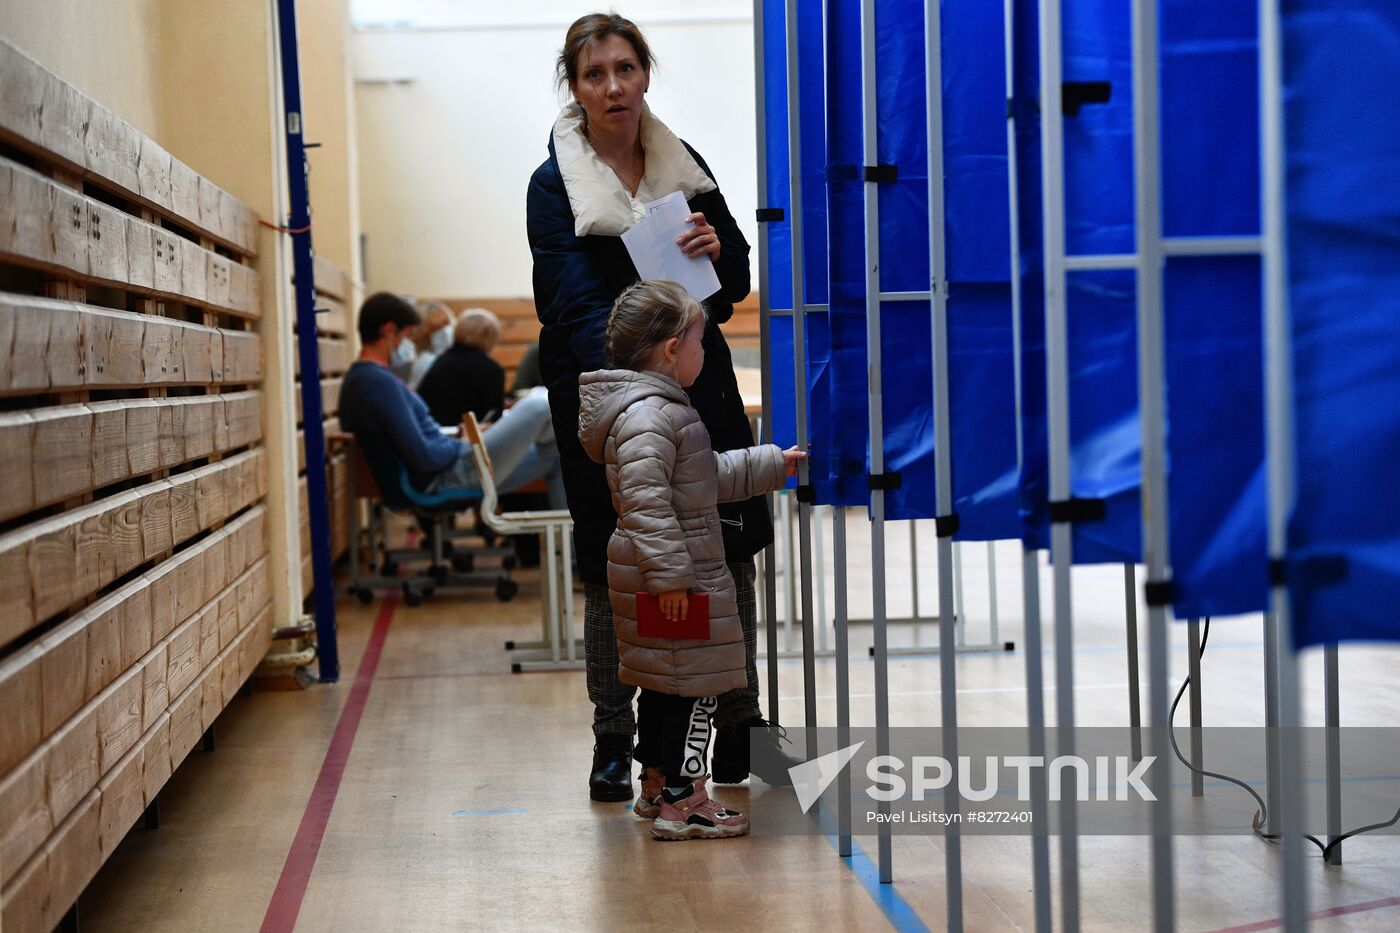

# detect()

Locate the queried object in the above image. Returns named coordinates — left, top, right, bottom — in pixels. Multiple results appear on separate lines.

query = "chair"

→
left=462, top=413, right=580, bottom=671
left=338, top=430, right=519, bottom=607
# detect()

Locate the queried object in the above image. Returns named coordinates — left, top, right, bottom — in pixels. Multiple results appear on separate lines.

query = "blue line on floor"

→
left=1065, top=640, right=1264, bottom=656
left=767, top=640, right=1266, bottom=665
left=1170, top=774, right=1400, bottom=792
left=835, top=839, right=935, bottom=933
left=811, top=805, right=932, bottom=933
left=976, top=772, right=1400, bottom=800
left=452, top=809, right=529, bottom=816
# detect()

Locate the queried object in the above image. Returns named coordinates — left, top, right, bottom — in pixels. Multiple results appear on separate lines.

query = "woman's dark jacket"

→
left=527, top=136, right=773, bottom=586
left=416, top=344, right=506, bottom=427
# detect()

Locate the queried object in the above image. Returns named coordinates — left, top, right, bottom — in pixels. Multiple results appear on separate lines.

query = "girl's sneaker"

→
left=634, top=767, right=665, bottom=819
left=650, top=777, right=750, bottom=840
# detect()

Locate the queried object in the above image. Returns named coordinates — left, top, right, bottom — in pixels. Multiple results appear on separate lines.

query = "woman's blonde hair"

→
left=605, top=280, right=704, bottom=371
left=453, top=308, right=501, bottom=353
left=413, top=301, right=454, bottom=351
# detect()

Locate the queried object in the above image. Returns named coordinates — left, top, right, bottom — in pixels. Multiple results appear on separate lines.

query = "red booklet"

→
left=636, top=592, right=711, bottom=640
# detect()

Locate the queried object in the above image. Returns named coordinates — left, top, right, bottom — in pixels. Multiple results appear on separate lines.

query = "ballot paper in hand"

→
left=621, top=190, right=722, bottom=302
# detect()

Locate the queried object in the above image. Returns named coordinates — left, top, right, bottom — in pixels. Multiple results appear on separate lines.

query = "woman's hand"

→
left=658, top=590, right=689, bottom=622
left=677, top=212, right=722, bottom=263
left=782, top=446, right=807, bottom=477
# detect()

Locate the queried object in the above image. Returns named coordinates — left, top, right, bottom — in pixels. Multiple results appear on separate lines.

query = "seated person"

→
left=417, top=309, right=507, bottom=427
left=339, top=293, right=565, bottom=509
left=406, top=301, right=456, bottom=390
left=511, top=340, right=543, bottom=395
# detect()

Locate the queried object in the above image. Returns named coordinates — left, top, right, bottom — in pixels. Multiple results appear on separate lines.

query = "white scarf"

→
left=551, top=102, right=718, bottom=238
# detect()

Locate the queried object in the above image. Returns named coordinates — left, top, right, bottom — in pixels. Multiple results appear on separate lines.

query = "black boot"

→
left=589, top=734, right=634, bottom=802
left=712, top=716, right=800, bottom=786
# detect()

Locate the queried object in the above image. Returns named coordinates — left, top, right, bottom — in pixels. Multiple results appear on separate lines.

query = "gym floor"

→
left=77, top=520, right=1400, bottom=931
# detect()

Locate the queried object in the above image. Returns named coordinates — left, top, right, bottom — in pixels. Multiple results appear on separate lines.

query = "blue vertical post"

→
left=275, top=0, right=340, bottom=683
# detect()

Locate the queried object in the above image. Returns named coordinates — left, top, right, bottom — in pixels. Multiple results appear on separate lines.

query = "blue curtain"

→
left=1160, top=0, right=1266, bottom=620
left=944, top=0, right=1019, bottom=541
left=1061, top=0, right=1143, bottom=565
left=874, top=0, right=936, bottom=520
left=761, top=0, right=828, bottom=485
left=824, top=0, right=878, bottom=508
left=1012, top=0, right=1051, bottom=551
left=761, top=0, right=797, bottom=456
left=1284, top=0, right=1400, bottom=646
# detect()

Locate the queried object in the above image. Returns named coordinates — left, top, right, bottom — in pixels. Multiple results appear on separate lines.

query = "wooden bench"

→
left=0, top=38, right=272, bottom=932
left=437, top=294, right=760, bottom=388
left=294, top=257, right=355, bottom=597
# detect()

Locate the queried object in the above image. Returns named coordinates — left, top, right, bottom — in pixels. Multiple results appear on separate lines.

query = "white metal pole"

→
left=1006, top=0, right=1052, bottom=923
left=1261, top=0, right=1308, bottom=925
left=563, top=527, right=576, bottom=664
left=1130, top=0, right=1177, bottom=926
left=911, top=520, right=922, bottom=620
left=751, top=0, right=783, bottom=725
left=1036, top=0, right=1081, bottom=924
left=912, top=522, right=923, bottom=646
left=784, top=491, right=797, bottom=653
left=783, top=0, right=820, bottom=747
left=834, top=507, right=854, bottom=856
left=1263, top=611, right=1281, bottom=835
left=1188, top=619, right=1205, bottom=796
left=815, top=505, right=829, bottom=652
left=954, top=540, right=967, bottom=647
left=1125, top=564, right=1143, bottom=761
left=859, top=0, right=895, bottom=885
left=1325, top=646, right=1342, bottom=863
left=987, top=541, right=1000, bottom=646
left=545, top=524, right=560, bottom=664
left=926, top=0, right=963, bottom=921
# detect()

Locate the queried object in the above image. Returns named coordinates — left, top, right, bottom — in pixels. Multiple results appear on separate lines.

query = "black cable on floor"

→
left=1165, top=618, right=1326, bottom=853
left=1169, top=620, right=1400, bottom=859
left=1321, top=800, right=1400, bottom=861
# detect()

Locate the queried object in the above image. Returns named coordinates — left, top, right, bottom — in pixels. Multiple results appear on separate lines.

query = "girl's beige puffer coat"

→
left=578, top=369, right=786, bottom=697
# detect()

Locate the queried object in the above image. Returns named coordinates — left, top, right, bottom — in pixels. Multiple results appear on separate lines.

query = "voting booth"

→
left=753, top=1, right=1400, bottom=930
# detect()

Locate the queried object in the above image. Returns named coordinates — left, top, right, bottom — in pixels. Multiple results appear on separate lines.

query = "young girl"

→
left=578, top=281, right=804, bottom=840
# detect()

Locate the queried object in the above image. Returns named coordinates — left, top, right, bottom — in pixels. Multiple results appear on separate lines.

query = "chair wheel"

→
left=452, top=553, right=475, bottom=573
left=401, top=584, right=423, bottom=607
left=380, top=559, right=398, bottom=576
left=354, top=587, right=373, bottom=605
left=495, top=578, right=519, bottom=602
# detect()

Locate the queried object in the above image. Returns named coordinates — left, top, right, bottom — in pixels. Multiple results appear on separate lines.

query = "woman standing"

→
left=527, top=13, right=790, bottom=802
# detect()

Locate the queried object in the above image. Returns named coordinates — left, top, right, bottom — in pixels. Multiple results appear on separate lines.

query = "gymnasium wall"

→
left=351, top=1, right=759, bottom=297
left=0, top=1, right=366, bottom=923
left=0, top=0, right=166, bottom=142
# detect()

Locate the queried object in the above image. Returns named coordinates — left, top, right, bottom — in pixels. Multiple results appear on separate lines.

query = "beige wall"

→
left=351, top=5, right=758, bottom=298
left=298, top=0, right=363, bottom=281
left=3, top=1, right=361, bottom=633
left=0, top=0, right=164, bottom=139
left=0, top=0, right=311, bottom=631
left=153, top=0, right=304, bottom=634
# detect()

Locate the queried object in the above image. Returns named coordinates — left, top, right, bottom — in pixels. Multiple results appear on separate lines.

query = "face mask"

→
left=391, top=339, right=416, bottom=367
left=430, top=327, right=453, bottom=354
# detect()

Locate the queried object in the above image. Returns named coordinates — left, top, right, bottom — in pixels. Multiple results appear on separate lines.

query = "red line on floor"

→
left=259, top=595, right=398, bottom=933
left=377, top=669, right=505, bottom=682
left=1207, top=894, right=1400, bottom=933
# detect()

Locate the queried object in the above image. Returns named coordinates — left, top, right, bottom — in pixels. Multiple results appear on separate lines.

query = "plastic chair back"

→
left=351, top=430, right=482, bottom=512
